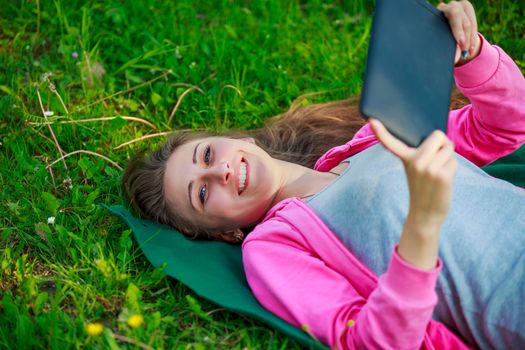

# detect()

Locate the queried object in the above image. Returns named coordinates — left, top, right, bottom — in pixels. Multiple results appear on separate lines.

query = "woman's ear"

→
left=240, top=137, right=255, bottom=144
left=216, top=228, right=244, bottom=244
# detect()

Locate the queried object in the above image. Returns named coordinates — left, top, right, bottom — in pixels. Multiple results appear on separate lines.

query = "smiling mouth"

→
left=238, top=158, right=248, bottom=195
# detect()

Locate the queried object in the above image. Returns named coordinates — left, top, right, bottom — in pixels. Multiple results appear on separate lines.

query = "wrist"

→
left=406, top=209, right=447, bottom=232
left=398, top=217, right=442, bottom=270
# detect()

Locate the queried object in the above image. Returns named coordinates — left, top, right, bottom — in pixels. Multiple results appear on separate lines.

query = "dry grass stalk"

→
left=43, top=73, right=69, bottom=115
left=111, top=332, right=155, bottom=350
left=171, top=83, right=205, bottom=91
left=36, top=88, right=68, bottom=171
left=36, top=131, right=55, bottom=146
left=288, top=89, right=347, bottom=110
left=215, top=84, right=242, bottom=130
left=47, top=165, right=57, bottom=193
left=51, top=88, right=69, bottom=115
left=46, top=150, right=123, bottom=171
left=167, top=86, right=204, bottom=125
left=113, top=132, right=172, bottom=150
left=77, top=69, right=173, bottom=111
left=35, top=0, right=40, bottom=45
left=83, top=51, right=95, bottom=88
left=30, top=116, right=157, bottom=130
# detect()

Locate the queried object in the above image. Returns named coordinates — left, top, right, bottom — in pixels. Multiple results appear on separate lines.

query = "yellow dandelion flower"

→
left=86, top=322, right=104, bottom=336
left=127, top=314, right=144, bottom=328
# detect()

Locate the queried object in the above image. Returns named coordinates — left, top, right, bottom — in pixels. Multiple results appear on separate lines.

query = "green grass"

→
left=0, top=0, right=524, bottom=349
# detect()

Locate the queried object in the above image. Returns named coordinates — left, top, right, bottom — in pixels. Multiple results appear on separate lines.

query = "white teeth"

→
left=239, top=162, right=246, bottom=193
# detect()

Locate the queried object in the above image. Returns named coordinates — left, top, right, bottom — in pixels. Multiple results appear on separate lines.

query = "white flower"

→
left=63, top=177, right=73, bottom=190
left=189, top=61, right=196, bottom=69
left=41, top=72, right=52, bottom=82
left=44, top=111, right=54, bottom=117
left=47, top=216, right=55, bottom=224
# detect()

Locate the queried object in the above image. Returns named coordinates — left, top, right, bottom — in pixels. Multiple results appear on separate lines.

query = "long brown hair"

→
left=122, top=92, right=468, bottom=239
left=252, top=97, right=366, bottom=168
left=122, top=98, right=366, bottom=238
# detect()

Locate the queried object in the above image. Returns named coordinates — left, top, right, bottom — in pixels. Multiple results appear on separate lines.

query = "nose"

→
left=205, top=161, right=232, bottom=185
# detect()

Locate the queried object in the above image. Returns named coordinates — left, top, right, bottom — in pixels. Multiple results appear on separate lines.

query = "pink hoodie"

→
left=242, top=35, right=525, bottom=350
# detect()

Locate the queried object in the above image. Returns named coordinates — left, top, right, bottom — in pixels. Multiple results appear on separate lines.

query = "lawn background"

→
left=1, top=0, right=524, bottom=349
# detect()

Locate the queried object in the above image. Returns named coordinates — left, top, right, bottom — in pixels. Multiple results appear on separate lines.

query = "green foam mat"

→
left=104, top=204, right=327, bottom=349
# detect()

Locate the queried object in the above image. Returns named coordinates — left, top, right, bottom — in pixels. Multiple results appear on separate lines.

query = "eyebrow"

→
left=193, top=142, right=200, bottom=164
left=187, top=142, right=201, bottom=212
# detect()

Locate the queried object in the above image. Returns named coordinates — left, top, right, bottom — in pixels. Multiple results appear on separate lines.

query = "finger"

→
left=425, top=151, right=457, bottom=189
left=437, top=2, right=447, bottom=12
left=439, top=3, right=468, bottom=52
left=413, top=131, right=450, bottom=167
left=427, top=141, right=456, bottom=174
left=440, top=155, right=458, bottom=180
left=462, top=1, right=478, bottom=56
left=461, top=12, right=472, bottom=58
left=369, top=118, right=413, bottom=160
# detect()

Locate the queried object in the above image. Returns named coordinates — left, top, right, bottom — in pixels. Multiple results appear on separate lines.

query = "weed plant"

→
left=0, top=0, right=524, bottom=349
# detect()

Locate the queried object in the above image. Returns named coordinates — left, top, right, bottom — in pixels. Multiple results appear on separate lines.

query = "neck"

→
left=270, top=159, right=336, bottom=206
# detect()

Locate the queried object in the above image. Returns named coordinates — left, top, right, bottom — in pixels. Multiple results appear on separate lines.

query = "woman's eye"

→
left=204, top=145, right=211, bottom=165
left=199, top=185, right=207, bottom=204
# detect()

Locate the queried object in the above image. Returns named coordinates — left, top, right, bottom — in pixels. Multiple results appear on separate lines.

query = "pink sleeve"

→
left=243, top=230, right=441, bottom=349
left=448, top=34, right=525, bottom=166
left=348, top=35, right=525, bottom=168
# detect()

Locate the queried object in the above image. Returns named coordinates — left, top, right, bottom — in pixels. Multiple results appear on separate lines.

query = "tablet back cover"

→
left=360, top=0, right=456, bottom=147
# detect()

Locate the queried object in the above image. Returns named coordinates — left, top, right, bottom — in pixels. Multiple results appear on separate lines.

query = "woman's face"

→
left=164, top=136, right=281, bottom=234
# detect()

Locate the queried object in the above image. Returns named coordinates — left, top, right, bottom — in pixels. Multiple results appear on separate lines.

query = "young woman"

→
left=123, top=1, right=525, bottom=349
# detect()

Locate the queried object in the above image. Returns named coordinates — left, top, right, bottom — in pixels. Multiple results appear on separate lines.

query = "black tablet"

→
left=359, top=0, right=456, bottom=147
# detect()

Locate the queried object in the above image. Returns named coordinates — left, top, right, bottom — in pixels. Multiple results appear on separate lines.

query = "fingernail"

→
left=461, top=50, right=468, bottom=60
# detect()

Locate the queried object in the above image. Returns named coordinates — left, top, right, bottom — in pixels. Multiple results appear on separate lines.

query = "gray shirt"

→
left=308, top=144, right=525, bottom=349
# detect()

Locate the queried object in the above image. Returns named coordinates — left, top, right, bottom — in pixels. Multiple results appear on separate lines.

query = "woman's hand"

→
left=370, top=120, right=457, bottom=226
left=437, top=1, right=481, bottom=64
left=370, top=119, right=458, bottom=269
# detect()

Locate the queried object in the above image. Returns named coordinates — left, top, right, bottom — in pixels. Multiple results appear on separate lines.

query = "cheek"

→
left=207, top=188, right=234, bottom=212
left=206, top=187, right=268, bottom=223
left=251, top=158, right=273, bottom=189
